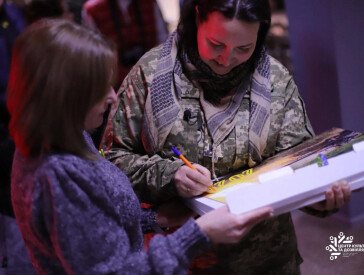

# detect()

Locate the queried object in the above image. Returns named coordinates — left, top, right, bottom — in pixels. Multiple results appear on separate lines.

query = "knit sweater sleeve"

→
left=34, top=162, right=210, bottom=274
left=140, top=207, right=158, bottom=233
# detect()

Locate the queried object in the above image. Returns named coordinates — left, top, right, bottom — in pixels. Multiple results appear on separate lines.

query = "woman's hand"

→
left=308, top=181, right=351, bottom=211
left=174, top=164, right=213, bottom=198
left=156, top=199, right=197, bottom=228
left=196, top=206, right=273, bottom=244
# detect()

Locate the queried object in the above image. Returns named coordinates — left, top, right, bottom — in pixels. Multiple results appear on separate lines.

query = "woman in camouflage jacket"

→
left=105, top=0, right=351, bottom=273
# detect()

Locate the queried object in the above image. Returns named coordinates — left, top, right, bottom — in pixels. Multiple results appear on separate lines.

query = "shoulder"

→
left=269, top=56, right=292, bottom=86
left=37, top=154, right=91, bottom=183
left=130, top=44, right=164, bottom=80
left=35, top=153, right=131, bottom=202
left=268, top=55, right=296, bottom=98
left=119, top=44, right=163, bottom=95
left=11, top=150, right=93, bottom=196
left=11, top=150, right=73, bottom=180
left=41, top=152, right=125, bottom=186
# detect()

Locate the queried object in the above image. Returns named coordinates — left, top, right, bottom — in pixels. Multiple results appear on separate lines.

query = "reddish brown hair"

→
left=7, top=19, right=117, bottom=159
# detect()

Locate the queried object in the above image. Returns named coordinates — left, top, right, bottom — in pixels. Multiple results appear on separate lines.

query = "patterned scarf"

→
left=142, top=32, right=271, bottom=167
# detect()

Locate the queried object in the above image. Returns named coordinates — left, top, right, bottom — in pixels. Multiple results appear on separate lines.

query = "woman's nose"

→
left=219, top=49, right=233, bottom=67
left=107, top=87, right=117, bottom=104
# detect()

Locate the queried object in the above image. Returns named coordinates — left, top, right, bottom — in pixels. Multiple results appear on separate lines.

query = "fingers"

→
left=183, top=177, right=208, bottom=196
left=324, top=189, right=335, bottom=210
left=342, top=182, right=351, bottom=203
left=236, top=207, right=273, bottom=240
left=322, top=181, right=352, bottom=210
left=221, top=207, right=273, bottom=242
left=196, top=206, right=274, bottom=244
left=333, top=181, right=351, bottom=207
left=187, top=166, right=212, bottom=187
left=332, top=183, right=345, bottom=208
left=237, top=207, right=273, bottom=229
left=309, top=181, right=352, bottom=211
left=175, top=165, right=212, bottom=197
left=194, top=164, right=211, bottom=180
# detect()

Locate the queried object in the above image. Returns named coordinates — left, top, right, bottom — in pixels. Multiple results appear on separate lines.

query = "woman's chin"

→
left=213, top=68, right=231, bottom=75
left=210, top=63, right=233, bottom=75
left=85, top=118, right=104, bottom=131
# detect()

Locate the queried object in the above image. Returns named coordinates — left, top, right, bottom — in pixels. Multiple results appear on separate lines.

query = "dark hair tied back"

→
left=177, top=0, right=271, bottom=71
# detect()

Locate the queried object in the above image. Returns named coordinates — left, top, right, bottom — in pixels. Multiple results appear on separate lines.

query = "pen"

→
left=172, top=147, right=196, bottom=170
left=171, top=146, right=216, bottom=191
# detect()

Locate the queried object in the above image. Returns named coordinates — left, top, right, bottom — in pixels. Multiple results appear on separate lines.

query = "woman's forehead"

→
left=200, top=11, right=259, bottom=46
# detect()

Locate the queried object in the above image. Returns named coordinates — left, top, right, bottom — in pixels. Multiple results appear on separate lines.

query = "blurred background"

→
left=1, top=0, right=363, bottom=274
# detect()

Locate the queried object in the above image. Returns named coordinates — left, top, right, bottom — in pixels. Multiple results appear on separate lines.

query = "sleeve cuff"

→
left=168, top=218, right=211, bottom=266
left=159, top=159, right=184, bottom=198
left=140, top=208, right=158, bottom=233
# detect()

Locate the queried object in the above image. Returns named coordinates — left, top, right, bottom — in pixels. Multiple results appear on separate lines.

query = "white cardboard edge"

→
left=258, top=166, right=294, bottom=183
left=227, top=179, right=364, bottom=216
left=184, top=197, right=224, bottom=215
left=353, top=140, right=364, bottom=152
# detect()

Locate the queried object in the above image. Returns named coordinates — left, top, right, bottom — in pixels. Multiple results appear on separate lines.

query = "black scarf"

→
left=182, top=46, right=254, bottom=105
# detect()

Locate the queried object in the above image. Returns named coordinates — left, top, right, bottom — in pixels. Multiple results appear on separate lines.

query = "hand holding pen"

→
left=172, top=147, right=215, bottom=197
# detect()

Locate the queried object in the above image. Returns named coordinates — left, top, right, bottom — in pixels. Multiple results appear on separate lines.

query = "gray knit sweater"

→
left=11, top=132, right=210, bottom=274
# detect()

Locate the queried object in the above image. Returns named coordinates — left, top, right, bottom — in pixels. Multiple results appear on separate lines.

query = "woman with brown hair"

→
left=7, top=19, right=272, bottom=273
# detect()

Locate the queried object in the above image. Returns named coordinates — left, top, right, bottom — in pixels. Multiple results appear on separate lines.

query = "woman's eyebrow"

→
left=208, top=37, right=224, bottom=45
left=208, top=37, right=253, bottom=48
left=238, top=43, right=253, bottom=48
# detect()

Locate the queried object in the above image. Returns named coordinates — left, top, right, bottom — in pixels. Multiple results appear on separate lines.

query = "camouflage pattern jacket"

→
left=106, top=44, right=314, bottom=274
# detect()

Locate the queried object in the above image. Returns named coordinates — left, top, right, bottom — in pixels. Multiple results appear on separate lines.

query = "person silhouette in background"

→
left=24, top=0, right=73, bottom=25
left=82, top=0, right=168, bottom=87
left=0, top=0, right=26, bottom=217
left=82, top=0, right=169, bottom=149
left=67, top=0, right=87, bottom=24
left=0, top=1, right=33, bottom=273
